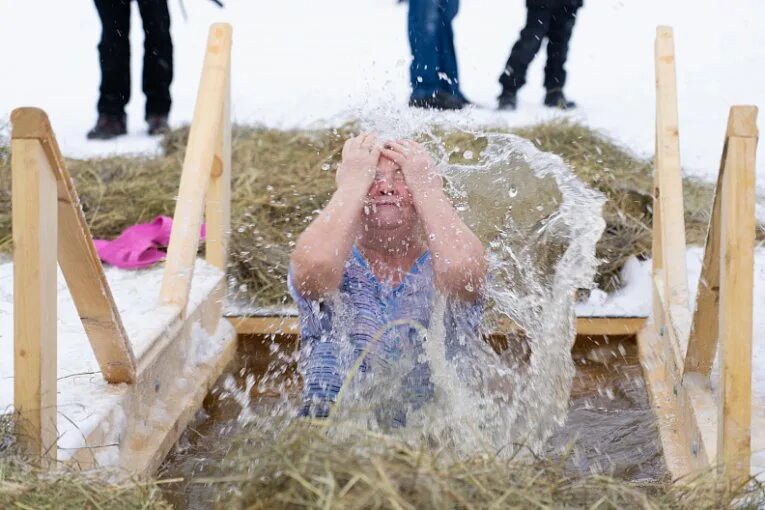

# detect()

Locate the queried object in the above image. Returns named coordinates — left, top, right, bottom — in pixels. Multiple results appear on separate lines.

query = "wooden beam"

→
left=11, top=138, right=58, bottom=463
left=686, top=106, right=758, bottom=376
left=654, top=26, right=691, bottom=361
left=717, top=109, right=757, bottom=483
left=205, top=63, right=231, bottom=273
left=161, top=23, right=232, bottom=313
left=11, top=108, right=136, bottom=384
left=203, top=56, right=232, bottom=334
left=576, top=317, right=646, bottom=337
left=228, top=316, right=647, bottom=338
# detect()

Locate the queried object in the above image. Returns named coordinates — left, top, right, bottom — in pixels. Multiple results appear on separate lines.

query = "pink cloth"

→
left=94, top=215, right=206, bottom=269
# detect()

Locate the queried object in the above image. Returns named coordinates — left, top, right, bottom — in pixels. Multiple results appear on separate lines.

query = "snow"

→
left=0, top=258, right=225, bottom=459
left=1, top=0, right=763, bottom=190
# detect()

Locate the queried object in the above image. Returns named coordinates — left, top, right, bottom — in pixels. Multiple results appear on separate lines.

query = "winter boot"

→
left=544, top=89, right=576, bottom=110
left=147, top=115, right=170, bottom=136
left=86, top=114, right=127, bottom=140
left=409, top=90, right=464, bottom=111
left=497, top=90, right=518, bottom=111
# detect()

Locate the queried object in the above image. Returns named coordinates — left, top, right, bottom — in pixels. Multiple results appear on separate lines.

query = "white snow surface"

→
left=0, top=258, right=225, bottom=459
left=1, top=0, right=763, bottom=189
left=579, top=247, right=765, bottom=404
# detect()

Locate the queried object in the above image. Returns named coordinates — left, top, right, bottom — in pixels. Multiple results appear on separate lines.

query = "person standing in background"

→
left=87, top=0, right=173, bottom=139
left=407, top=0, right=469, bottom=110
left=497, top=0, right=582, bottom=111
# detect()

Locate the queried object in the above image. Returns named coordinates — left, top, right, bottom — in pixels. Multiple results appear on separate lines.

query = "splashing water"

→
left=237, top=119, right=605, bottom=458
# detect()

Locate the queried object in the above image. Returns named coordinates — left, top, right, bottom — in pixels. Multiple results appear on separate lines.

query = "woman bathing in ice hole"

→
left=289, top=134, right=488, bottom=421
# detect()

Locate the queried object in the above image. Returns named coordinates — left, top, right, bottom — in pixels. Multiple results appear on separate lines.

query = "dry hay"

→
left=205, top=419, right=765, bottom=509
left=0, top=414, right=170, bottom=509
left=0, top=120, right=739, bottom=305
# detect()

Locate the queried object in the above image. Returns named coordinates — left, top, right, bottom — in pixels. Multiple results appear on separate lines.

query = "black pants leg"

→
left=499, top=7, right=552, bottom=93
left=543, top=5, right=579, bottom=91
left=136, top=0, right=173, bottom=118
left=94, top=0, right=132, bottom=116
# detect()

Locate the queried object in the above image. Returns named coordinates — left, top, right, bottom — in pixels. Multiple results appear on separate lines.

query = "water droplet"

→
left=428, top=233, right=436, bottom=241
left=536, top=205, right=544, bottom=211
left=508, top=187, right=518, bottom=198
left=463, top=150, right=473, bottom=160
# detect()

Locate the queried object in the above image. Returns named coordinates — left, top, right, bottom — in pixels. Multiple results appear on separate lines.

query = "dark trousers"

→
left=499, top=4, right=579, bottom=93
left=408, top=0, right=462, bottom=100
left=94, top=0, right=173, bottom=118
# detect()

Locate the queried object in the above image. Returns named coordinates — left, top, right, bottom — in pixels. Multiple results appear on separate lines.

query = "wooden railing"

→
left=9, top=23, right=232, bottom=463
left=160, top=23, right=232, bottom=321
left=11, top=109, right=137, bottom=461
left=650, top=26, right=758, bottom=484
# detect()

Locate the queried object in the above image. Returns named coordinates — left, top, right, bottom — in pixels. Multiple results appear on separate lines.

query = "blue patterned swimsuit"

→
left=288, top=246, right=482, bottom=421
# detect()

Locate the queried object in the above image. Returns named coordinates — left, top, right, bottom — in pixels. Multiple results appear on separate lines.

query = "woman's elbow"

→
left=434, top=254, right=487, bottom=301
left=290, top=254, right=343, bottom=299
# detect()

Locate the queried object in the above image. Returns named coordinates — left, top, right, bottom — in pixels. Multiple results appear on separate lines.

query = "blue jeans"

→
left=408, top=0, right=463, bottom=100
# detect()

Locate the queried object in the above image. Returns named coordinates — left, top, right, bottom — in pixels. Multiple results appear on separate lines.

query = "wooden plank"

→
left=203, top=59, right=232, bottom=334
left=65, top=277, right=237, bottom=475
left=654, top=26, right=691, bottom=360
left=686, top=106, right=758, bottom=376
left=685, top=130, right=727, bottom=375
left=11, top=108, right=136, bottom=384
left=230, top=316, right=300, bottom=336
left=576, top=317, right=646, bottom=336
left=717, top=127, right=757, bottom=483
left=161, top=23, right=232, bottom=313
left=205, top=64, right=231, bottom=272
left=11, top=139, right=58, bottom=463
left=228, top=316, right=647, bottom=338
left=638, top=326, right=709, bottom=480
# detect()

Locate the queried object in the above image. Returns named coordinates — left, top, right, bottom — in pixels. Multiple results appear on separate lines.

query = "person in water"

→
left=288, top=133, right=487, bottom=420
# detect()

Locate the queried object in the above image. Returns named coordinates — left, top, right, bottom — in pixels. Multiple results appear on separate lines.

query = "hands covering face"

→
left=336, top=133, right=441, bottom=196
left=336, top=133, right=381, bottom=195
left=381, top=139, right=443, bottom=196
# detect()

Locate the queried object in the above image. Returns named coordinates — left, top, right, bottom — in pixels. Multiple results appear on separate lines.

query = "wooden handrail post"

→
left=12, top=108, right=136, bottom=384
left=685, top=106, right=759, bottom=376
left=654, top=26, right=691, bottom=361
left=203, top=59, right=231, bottom=333
left=11, top=136, right=58, bottom=464
left=161, top=23, right=232, bottom=314
left=716, top=106, right=757, bottom=484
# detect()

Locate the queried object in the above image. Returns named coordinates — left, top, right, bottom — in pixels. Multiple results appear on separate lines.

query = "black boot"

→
left=147, top=115, right=170, bottom=136
left=409, top=90, right=464, bottom=111
left=544, top=89, right=576, bottom=110
left=497, top=90, right=518, bottom=111
left=86, top=114, right=127, bottom=140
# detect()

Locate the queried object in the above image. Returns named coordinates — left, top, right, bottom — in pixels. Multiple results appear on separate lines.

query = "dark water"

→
left=158, top=334, right=666, bottom=508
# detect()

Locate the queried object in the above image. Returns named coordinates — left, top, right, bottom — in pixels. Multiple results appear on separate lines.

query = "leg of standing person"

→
left=543, top=3, right=579, bottom=109
left=408, top=0, right=463, bottom=109
left=437, top=0, right=468, bottom=104
left=88, top=0, right=131, bottom=139
left=497, top=5, right=552, bottom=110
left=136, top=0, right=173, bottom=135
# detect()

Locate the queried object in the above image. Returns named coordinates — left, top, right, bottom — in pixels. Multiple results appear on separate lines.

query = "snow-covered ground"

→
left=0, top=259, right=225, bottom=460
left=1, top=0, right=763, bottom=188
